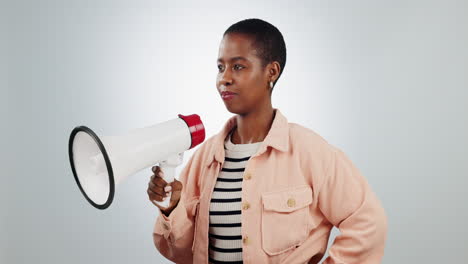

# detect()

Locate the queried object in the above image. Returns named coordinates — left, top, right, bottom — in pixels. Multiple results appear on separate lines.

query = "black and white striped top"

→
left=208, top=130, right=262, bottom=264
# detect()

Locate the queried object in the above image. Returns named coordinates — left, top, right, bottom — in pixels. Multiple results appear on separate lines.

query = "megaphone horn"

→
left=68, top=114, right=205, bottom=210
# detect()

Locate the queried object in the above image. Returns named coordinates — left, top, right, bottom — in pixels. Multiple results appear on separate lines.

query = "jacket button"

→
left=162, top=222, right=170, bottom=230
left=244, top=172, right=252, bottom=180
left=242, top=202, right=250, bottom=210
left=287, top=198, right=296, bottom=207
left=243, top=236, right=249, bottom=245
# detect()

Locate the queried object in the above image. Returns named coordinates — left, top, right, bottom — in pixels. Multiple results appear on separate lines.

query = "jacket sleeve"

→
left=318, top=147, right=388, bottom=264
left=152, top=147, right=202, bottom=264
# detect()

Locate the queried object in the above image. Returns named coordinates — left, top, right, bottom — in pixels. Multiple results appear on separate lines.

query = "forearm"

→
left=323, top=190, right=388, bottom=264
left=153, top=197, right=198, bottom=263
left=319, top=147, right=388, bottom=263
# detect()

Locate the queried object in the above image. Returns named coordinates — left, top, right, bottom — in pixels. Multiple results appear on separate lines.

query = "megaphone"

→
left=68, top=114, right=205, bottom=210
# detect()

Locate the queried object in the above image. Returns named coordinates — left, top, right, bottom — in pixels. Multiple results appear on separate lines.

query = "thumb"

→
left=169, top=181, right=182, bottom=202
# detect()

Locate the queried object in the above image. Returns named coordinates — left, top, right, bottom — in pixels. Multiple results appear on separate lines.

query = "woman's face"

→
left=216, top=33, right=271, bottom=115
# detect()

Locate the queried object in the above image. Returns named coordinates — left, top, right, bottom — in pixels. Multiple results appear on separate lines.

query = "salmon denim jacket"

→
left=153, top=108, right=388, bottom=264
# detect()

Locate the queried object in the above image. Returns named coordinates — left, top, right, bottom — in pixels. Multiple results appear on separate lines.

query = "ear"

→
left=266, top=61, right=281, bottom=83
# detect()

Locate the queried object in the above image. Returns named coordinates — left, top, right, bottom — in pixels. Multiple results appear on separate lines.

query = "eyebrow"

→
left=217, top=56, right=249, bottom=63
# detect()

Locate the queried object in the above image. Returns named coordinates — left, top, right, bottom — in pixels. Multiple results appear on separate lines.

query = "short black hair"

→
left=223, top=18, right=287, bottom=91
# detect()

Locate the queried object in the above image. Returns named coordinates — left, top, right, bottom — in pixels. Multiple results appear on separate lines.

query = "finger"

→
left=150, top=194, right=165, bottom=202
left=152, top=176, right=168, bottom=187
left=149, top=182, right=168, bottom=196
left=151, top=166, right=168, bottom=180
left=148, top=187, right=167, bottom=198
left=151, top=166, right=161, bottom=173
left=148, top=189, right=165, bottom=202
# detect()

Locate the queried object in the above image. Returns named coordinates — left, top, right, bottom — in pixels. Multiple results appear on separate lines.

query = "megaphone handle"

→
left=153, top=165, right=175, bottom=208
left=153, top=152, right=184, bottom=209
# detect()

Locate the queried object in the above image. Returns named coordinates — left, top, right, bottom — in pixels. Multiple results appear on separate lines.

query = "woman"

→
left=148, top=18, right=387, bottom=264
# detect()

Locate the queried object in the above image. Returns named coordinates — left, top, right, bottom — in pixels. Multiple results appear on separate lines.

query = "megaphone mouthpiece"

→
left=178, top=114, right=205, bottom=149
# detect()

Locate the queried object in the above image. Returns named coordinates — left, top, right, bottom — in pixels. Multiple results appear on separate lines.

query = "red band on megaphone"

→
left=178, top=114, right=206, bottom=149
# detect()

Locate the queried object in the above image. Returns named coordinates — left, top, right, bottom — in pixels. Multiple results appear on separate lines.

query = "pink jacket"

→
left=153, top=108, right=387, bottom=264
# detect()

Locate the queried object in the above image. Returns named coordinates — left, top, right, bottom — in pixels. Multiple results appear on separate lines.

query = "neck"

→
left=231, top=103, right=275, bottom=144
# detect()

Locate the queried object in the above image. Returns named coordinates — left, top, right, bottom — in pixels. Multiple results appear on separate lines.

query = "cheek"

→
left=240, top=71, right=261, bottom=85
left=247, top=74, right=266, bottom=92
left=248, top=68, right=265, bottom=82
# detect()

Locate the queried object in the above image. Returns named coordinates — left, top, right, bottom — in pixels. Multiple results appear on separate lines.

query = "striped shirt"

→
left=208, top=130, right=262, bottom=264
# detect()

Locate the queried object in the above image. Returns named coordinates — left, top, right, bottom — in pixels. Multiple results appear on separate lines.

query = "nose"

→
left=218, top=68, right=233, bottom=87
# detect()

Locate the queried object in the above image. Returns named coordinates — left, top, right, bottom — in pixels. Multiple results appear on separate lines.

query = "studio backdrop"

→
left=2, top=0, right=467, bottom=263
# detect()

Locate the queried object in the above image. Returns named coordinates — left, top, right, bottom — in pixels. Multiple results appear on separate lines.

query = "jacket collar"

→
left=205, top=108, right=289, bottom=167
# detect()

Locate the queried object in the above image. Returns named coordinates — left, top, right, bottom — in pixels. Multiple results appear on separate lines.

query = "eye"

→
left=217, top=64, right=225, bottom=72
left=233, top=64, right=244, bottom=70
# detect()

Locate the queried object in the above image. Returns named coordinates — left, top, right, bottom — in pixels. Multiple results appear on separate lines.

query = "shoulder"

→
left=287, top=122, right=337, bottom=165
left=288, top=122, right=332, bottom=149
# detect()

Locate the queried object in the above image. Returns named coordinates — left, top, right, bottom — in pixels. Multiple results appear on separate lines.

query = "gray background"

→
left=2, top=0, right=467, bottom=263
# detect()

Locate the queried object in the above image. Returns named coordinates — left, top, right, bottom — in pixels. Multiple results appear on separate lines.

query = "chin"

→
left=224, top=105, right=240, bottom=114
left=224, top=104, right=248, bottom=116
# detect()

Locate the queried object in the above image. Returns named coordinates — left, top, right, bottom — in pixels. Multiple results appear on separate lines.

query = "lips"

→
left=221, top=91, right=237, bottom=100
left=221, top=91, right=236, bottom=96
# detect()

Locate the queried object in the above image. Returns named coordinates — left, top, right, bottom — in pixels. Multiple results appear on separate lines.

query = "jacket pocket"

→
left=261, top=185, right=313, bottom=256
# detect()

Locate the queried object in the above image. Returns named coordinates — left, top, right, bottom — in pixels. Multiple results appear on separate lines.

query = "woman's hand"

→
left=147, top=165, right=183, bottom=216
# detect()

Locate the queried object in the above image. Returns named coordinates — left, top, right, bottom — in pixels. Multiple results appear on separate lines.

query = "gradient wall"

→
left=2, top=0, right=468, bottom=263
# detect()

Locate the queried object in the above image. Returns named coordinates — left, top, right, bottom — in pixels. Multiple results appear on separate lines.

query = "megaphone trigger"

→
left=154, top=152, right=184, bottom=209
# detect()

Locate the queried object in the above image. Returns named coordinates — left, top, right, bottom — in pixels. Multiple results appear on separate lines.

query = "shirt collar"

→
left=205, top=108, right=289, bottom=167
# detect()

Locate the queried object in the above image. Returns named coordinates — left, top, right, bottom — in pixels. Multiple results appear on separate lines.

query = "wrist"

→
left=160, top=208, right=172, bottom=217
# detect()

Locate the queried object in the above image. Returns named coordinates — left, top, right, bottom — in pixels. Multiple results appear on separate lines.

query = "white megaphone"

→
left=68, top=114, right=205, bottom=210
